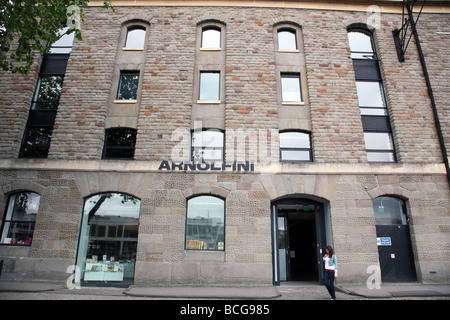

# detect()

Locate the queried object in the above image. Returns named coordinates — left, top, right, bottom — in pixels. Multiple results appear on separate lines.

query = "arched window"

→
left=76, top=193, right=141, bottom=284
left=279, top=131, right=312, bottom=161
left=201, top=26, right=221, bottom=49
left=0, top=192, right=40, bottom=245
left=185, top=195, right=225, bottom=251
left=347, top=28, right=395, bottom=163
left=372, top=196, right=407, bottom=225
left=124, top=26, right=146, bottom=49
left=347, top=30, right=375, bottom=59
left=277, top=28, right=297, bottom=50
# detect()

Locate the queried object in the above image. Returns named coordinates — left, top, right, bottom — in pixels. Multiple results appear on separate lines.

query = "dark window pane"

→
left=117, top=72, right=139, bottom=100
left=103, top=128, right=137, bottom=160
left=104, top=148, right=135, bottom=159
left=106, top=129, right=137, bottom=146
left=20, top=127, right=53, bottom=158
left=32, top=75, right=64, bottom=110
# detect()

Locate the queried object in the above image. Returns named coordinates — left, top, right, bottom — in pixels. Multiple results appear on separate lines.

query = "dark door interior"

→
left=275, top=199, right=326, bottom=284
left=288, top=211, right=318, bottom=281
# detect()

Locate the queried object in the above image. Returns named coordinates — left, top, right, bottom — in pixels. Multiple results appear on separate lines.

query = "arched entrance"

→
left=271, top=196, right=331, bottom=285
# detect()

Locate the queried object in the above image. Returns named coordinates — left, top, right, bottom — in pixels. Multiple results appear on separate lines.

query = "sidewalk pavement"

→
left=0, top=279, right=449, bottom=300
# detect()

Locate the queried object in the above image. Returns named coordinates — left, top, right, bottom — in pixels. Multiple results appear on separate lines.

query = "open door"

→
left=272, top=197, right=328, bottom=285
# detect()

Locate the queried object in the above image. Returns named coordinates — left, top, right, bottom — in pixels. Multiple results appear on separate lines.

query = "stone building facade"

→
left=0, top=0, right=449, bottom=286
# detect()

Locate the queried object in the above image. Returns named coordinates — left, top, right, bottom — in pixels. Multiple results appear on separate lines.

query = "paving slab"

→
left=0, top=280, right=64, bottom=292
left=125, top=285, right=280, bottom=299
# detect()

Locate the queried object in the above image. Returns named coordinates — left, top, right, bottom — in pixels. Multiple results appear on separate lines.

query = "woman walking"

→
left=323, top=245, right=338, bottom=300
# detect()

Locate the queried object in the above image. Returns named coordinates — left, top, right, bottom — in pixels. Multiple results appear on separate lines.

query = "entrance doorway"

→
left=272, top=197, right=329, bottom=285
left=373, top=196, right=417, bottom=282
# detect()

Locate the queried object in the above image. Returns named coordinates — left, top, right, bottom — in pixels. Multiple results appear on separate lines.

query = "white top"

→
left=323, top=256, right=336, bottom=271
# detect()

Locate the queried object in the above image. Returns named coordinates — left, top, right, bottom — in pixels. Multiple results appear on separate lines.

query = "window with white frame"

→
left=281, top=73, right=302, bottom=103
left=198, top=71, right=220, bottom=101
left=279, top=131, right=312, bottom=162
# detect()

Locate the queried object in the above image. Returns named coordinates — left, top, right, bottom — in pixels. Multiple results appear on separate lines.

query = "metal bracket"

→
left=393, top=0, right=427, bottom=62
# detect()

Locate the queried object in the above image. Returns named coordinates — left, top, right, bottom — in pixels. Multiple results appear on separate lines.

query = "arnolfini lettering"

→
left=158, top=160, right=255, bottom=172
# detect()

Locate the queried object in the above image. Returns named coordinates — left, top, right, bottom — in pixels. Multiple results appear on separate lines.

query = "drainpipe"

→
left=407, top=3, right=450, bottom=184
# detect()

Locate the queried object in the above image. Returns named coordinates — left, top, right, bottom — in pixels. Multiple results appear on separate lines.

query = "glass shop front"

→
left=75, top=193, right=141, bottom=286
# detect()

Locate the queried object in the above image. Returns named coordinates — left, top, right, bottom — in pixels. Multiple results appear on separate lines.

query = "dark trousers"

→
left=323, top=270, right=336, bottom=299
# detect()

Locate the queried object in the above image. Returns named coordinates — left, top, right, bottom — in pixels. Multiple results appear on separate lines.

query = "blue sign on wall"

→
left=377, top=237, right=391, bottom=246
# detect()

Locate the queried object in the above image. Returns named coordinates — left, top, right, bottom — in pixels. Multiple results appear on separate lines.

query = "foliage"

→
left=0, top=0, right=113, bottom=74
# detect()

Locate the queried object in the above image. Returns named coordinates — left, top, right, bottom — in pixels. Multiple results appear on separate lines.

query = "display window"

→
left=75, top=193, right=140, bottom=285
left=0, top=192, right=40, bottom=246
left=185, top=195, right=225, bottom=251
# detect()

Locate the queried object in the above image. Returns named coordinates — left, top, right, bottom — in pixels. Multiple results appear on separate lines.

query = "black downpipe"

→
left=407, top=3, right=450, bottom=184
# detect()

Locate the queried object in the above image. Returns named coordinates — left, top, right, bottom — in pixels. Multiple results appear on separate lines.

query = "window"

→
left=75, top=193, right=141, bottom=284
left=32, top=75, right=64, bottom=110
left=102, top=128, right=137, bottom=160
left=20, top=127, right=53, bottom=158
left=49, top=26, right=74, bottom=54
left=199, top=71, right=220, bottom=101
left=356, top=81, right=387, bottom=115
left=347, top=31, right=375, bottom=59
left=1, top=192, right=40, bottom=245
left=281, top=73, right=302, bottom=102
left=348, top=29, right=395, bottom=162
left=186, top=195, right=225, bottom=251
left=20, top=54, right=68, bottom=158
left=280, top=131, right=312, bottom=161
left=364, top=132, right=395, bottom=162
left=201, top=27, right=221, bottom=49
left=117, top=71, right=139, bottom=100
left=373, top=196, right=407, bottom=225
left=124, top=26, right=146, bottom=48
left=278, top=29, right=297, bottom=50
left=192, top=129, right=224, bottom=162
